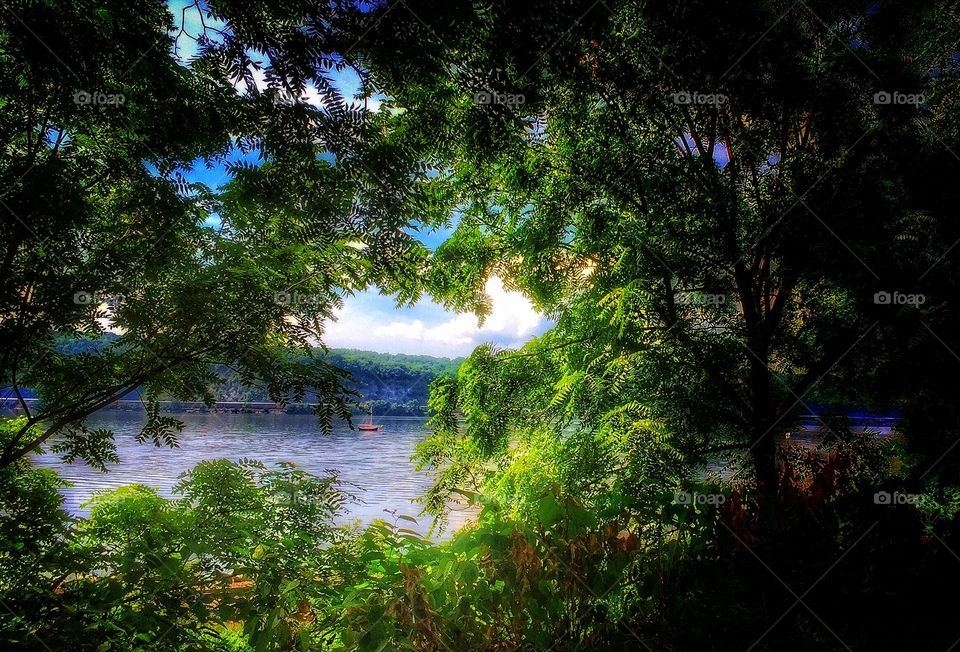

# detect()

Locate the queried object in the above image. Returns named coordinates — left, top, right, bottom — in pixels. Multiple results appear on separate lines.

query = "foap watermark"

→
left=73, top=90, right=126, bottom=106
left=873, top=91, right=925, bottom=107
left=273, top=291, right=323, bottom=308
left=674, top=491, right=726, bottom=506
left=272, top=92, right=297, bottom=106
left=874, top=491, right=919, bottom=506
left=73, top=291, right=125, bottom=308
left=874, top=291, right=926, bottom=306
left=271, top=490, right=330, bottom=507
left=674, top=291, right=726, bottom=307
left=473, top=90, right=525, bottom=107
left=672, top=91, right=727, bottom=106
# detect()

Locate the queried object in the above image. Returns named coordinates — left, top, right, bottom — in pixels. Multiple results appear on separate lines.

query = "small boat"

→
left=358, top=404, right=383, bottom=431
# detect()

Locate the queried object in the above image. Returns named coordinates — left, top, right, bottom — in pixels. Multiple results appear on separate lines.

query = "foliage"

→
left=1, top=448, right=736, bottom=651
left=5, top=436, right=954, bottom=650
left=349, top=0, right=960, bottom=501
left=211, top=349, right=463, bottom=415
left=1, top=457, right=350, bottom=651
left=5, top=0, right=960, bottom=650
left=0, top=0, right=432, bottom=469
left=26, top=338, right=459, bottom=418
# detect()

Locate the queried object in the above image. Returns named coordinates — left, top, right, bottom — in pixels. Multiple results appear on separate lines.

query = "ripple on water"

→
left=32, top=412, right=475, bottom=539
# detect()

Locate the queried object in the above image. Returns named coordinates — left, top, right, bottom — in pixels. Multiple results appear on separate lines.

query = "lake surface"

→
left=30, top=411, right=897, bottom=536
left=31, top=411, right=473, bottom=538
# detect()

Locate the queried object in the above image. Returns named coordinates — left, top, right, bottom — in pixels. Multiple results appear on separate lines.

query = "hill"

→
left=213, top=349, right=462, bottom=415
left=6, top=338, right=462, bottom=417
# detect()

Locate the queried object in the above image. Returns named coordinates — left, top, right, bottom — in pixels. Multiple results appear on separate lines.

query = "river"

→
left=31, top=411, right=474, bottom=538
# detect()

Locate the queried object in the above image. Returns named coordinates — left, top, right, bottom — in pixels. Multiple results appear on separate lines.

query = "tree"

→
left=0, top=0, right=434, bottom=467
left=349, top=0, right=960, bottom=506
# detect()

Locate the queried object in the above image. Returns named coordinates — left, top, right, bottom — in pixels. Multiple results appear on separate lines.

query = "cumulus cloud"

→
left=373, top=277, right=541, bottom=345
left=325, top=277, right=547, bottom=356
left=227, top=60, right=383, bottom=114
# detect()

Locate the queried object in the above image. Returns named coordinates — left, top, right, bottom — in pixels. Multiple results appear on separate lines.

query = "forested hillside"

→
left=214, top=349, right=462, bottom=415
left=51, top=337, right=461, bottom=415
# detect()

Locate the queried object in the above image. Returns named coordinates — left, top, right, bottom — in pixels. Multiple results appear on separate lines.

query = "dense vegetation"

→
left=4, top=1, right=960, bottom=650
left=214, top=349, right=463, bottom=415
left=50, top=337, right=460, bottom=415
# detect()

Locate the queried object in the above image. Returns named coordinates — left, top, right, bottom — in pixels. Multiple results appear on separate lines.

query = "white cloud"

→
left=324, top=277, right=547, bottom=356
left=229, top=64, right=383, bottom=114
left=373, top=277, right=541, bottom=346
left=230, top=65, right=268, bottom=96
left=302, top=85, right=383, bottom=114
left=476, top=276, right=542, bottom=336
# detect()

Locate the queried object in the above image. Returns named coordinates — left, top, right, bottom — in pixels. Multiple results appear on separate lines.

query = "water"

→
left=31, top=412, right=896, bottom=534
left=31, top=411, right=473, bottom=538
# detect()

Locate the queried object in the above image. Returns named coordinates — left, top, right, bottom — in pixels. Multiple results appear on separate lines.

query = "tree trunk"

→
left=748, top=345, right=779, bottom=514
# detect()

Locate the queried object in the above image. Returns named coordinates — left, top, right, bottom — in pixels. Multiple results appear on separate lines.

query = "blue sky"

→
left=166, top=1, right=552, bottom=358
left=324, top=277, right=551, bottom=357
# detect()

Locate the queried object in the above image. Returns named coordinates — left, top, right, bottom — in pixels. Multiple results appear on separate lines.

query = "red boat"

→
left=358, top=404, right=382, bottom=431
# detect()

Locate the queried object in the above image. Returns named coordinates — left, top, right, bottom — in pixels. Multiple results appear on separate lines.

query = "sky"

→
left=166, top=0, right=552, bottom=358
left=324, top=278, right=551, bottom=357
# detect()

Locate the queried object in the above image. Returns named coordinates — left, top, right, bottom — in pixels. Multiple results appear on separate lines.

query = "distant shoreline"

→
left=0, top=397, right=431, bottom=418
